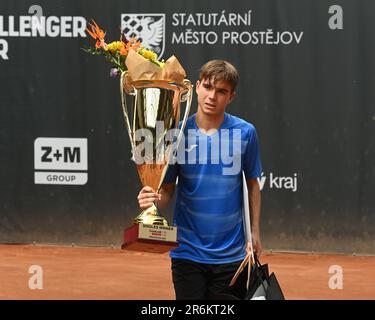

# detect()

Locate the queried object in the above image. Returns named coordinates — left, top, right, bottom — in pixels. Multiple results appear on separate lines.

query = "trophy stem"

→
left=133, top=203, right=169, bottom=226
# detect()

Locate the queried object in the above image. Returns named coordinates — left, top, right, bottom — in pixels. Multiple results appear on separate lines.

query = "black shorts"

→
left=171, top=257, right=242, bottom=300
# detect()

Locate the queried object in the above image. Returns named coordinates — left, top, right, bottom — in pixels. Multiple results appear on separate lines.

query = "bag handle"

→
left=229, top=252, right=251, bottom=286
left=229, top=252, right=263, bottom=288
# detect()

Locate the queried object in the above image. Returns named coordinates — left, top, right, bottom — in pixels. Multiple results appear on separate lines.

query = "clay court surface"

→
left=0, top=244, right=374, bottom=300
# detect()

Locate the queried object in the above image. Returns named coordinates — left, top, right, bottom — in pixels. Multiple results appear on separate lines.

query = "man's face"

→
left=196, top=78, right=236, bottom=116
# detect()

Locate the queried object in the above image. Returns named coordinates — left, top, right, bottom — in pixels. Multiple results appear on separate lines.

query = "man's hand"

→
left=137, top=186, right=160, bottom=210
left=251, top=229, right=262, bottom=258
left=246, top=230, right=262, bottom=258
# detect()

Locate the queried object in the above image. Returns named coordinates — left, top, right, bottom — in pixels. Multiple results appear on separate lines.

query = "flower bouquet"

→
left=83, top=19, right=186, bottom=83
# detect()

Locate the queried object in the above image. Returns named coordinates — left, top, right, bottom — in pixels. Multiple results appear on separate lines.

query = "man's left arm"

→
left=246, top=178, right=262, bottom=257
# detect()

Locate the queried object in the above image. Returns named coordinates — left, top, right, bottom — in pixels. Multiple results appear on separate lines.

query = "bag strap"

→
left=229, top=251, right=252, bottom=286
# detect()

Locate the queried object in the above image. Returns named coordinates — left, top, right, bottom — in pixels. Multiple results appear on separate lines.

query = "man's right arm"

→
left=137, top=183, right=176, bottom=211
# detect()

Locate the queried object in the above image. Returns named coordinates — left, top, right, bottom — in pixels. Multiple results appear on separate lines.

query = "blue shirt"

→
left=163, top=112, right=262, bottom=264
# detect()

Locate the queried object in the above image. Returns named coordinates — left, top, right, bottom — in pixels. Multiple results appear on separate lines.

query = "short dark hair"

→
left=199, top=60, right=239, bottom=91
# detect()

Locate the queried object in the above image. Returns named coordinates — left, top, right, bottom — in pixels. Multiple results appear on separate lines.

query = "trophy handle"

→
left=120, top=72, right=135, bottom=151
left=176, top=79, right=193, bottom=153
left=156, top=79, right=193, bottom=193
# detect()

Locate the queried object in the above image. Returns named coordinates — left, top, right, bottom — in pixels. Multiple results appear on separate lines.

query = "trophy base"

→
left=122, top=223, right=178, bottom=254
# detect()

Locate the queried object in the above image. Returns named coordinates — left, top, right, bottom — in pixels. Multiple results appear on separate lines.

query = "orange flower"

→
left=85, top=19, right=106, bottom=49
left=120, top=37, right=141, bottom=56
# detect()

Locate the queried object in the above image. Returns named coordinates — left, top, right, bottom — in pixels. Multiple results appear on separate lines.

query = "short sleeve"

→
left=243, top=126, right=263, bottom=179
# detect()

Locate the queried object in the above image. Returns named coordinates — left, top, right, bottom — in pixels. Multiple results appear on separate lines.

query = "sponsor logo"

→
left=0, top=5, right=87, bottom=60
left=121, top=14, right=165, bottom=59
left=34, top=137, right=88, bottom=185
left=258, top=172, right=298, bottom=192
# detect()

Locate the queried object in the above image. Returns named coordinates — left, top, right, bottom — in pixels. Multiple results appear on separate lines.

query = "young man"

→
left=137, top=60, right=262, bottom=300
